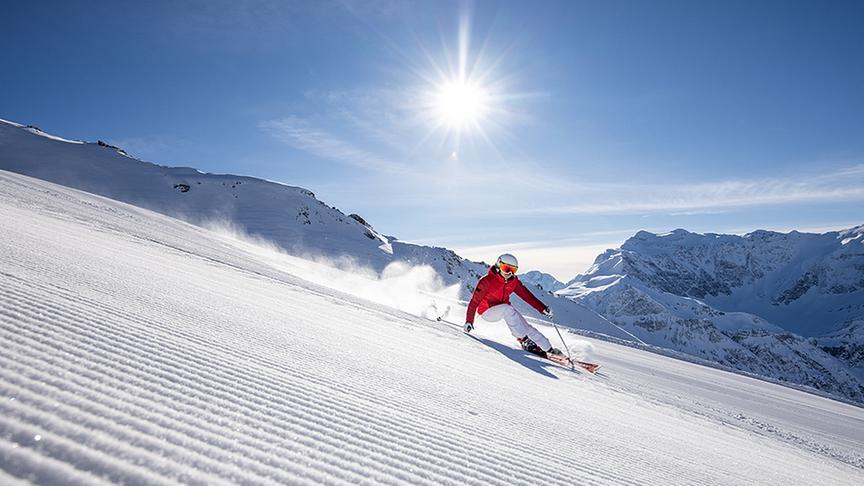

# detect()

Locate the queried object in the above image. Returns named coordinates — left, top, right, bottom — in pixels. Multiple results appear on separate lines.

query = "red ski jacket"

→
left=465, top=267, right=546, bottom=324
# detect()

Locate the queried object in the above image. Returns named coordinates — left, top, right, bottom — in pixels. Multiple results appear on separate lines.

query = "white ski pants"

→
left=480, top=304, right=551, bottom=351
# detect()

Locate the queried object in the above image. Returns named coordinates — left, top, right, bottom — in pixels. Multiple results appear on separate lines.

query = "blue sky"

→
left=2, top=0, right=863, bottom=279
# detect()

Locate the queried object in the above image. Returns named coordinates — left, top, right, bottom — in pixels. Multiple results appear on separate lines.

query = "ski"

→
left=574, top=360, right=601, bottom=374
left=517, top=337, right=602, bottom=374
left=544, top=353, right=601, bottom=373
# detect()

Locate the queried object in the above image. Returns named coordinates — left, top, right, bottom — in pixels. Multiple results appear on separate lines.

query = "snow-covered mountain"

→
left=0, top=118, right=633, bottom=341
left=573, top=228, right=864, bottom=336
left=2, top=118, right=862, bottom=403
left=817, top=319, right=864, bottom=381
left=2, top=167, right=863, bottom=484
left=558, top=228, right=864, bottom=403
left=0, top=118, right=488, bottom=291
left=519, top=270, right=566, bottom=293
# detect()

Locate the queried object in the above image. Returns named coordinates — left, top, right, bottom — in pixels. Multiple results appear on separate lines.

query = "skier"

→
left=463, top=254, right=563, bottom=358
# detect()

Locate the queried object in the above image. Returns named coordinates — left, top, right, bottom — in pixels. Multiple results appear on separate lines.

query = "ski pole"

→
left=547, top=316, right=576, bottom=369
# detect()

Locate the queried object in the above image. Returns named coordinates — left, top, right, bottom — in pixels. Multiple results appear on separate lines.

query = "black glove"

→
left=542, top=306, right=554, bottom=318
left=463, top=322, right=474, bottom=333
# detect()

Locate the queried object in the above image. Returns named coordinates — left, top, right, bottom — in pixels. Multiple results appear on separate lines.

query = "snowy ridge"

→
left=560, top=228, right=864, bottom=403
left=0, top=118, right=502, bottom=299
left=2, top=170, right=863, bottom=484
left=0, top=119, right=84, bottom=145
left=0, top=118, right=392, bottom=267
left=519, top=270, right=566, bottom=293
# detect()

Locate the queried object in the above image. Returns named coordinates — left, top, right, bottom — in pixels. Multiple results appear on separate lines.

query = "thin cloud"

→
left=817, top=163, right=864, bottom=178
left=493, top=164, right=864, bottom=216
left=321, top=88, right=422, bottom=155
left=261, top=117, right=409, bottom=173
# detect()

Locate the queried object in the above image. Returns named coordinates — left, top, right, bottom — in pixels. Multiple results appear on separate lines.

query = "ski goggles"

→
left=499, top=263, right=518, bottom=274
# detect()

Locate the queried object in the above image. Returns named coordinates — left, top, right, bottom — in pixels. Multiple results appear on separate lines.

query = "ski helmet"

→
left=496, top=253, right=519, bottom=274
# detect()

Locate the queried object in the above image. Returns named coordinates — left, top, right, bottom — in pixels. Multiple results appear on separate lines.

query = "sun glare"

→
left=434, top=80, right=489, bottom=128
left=412, top=6, right=521, bottom=158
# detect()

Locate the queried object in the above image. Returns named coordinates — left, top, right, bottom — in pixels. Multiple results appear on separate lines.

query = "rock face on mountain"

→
left=816, top=319, right=864, bottom=381
left=558, top=228, right=864, bottom=403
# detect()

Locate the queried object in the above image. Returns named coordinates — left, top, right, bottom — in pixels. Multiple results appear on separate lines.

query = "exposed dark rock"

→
left=349, top=214, right=369, bottom=226
left=774, top=270, right=820, bottom=305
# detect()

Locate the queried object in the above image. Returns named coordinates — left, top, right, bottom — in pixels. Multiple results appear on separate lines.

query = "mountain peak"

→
left=519, top=270, right=565, bottom=293
left=840, top=224, right=864, bottom=241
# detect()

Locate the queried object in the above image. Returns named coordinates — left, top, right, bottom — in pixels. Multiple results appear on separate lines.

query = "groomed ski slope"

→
left=1, top=169, right=862, bottom=485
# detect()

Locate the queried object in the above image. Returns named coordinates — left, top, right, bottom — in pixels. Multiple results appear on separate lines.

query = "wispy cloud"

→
left=303, top=87, right=422, bottom=155
left=261, top=116, right=408, bottom=173
left=494, top=164, right=864, bottom=216
left=262, top=104, right=864, bottom=224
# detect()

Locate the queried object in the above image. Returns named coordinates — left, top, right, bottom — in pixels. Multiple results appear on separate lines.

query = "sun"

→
left=434, top=79, right=489, bottom=129
left=411, top=5, right=522, bottom=157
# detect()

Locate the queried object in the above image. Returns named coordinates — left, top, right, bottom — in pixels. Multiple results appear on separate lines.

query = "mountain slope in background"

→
left=817, top=319, right=864, bottom=381
left=0, top=118, right=635, bottom=342
left=0, top=119, right=473, bottom=278
left=2, top=118, right=862, bottom=403
left=520, top=270, right=566, bottom=293
left=559, top=228, right=864, bottom=402
left=584, top=228, right=864, bottom=336
left=2, top=168, right=863, bottom=484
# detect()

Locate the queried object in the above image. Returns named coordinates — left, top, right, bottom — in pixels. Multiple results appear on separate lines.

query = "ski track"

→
left=0, top=287, right=504, bottom=485
left=589, top=339, right=864, bottom=470
left=2, top=170, right=864, bottom=485
left=0, top=270, right=634, bottom=486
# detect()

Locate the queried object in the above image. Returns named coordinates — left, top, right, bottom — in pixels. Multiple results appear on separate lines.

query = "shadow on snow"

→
left=467, top=334, right=560, bottom=380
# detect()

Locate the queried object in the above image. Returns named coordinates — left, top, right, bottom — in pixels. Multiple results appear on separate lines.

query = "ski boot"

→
left=518, top=336, right=547, bottom=358
left=547, top=347, right=564, bottom=357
